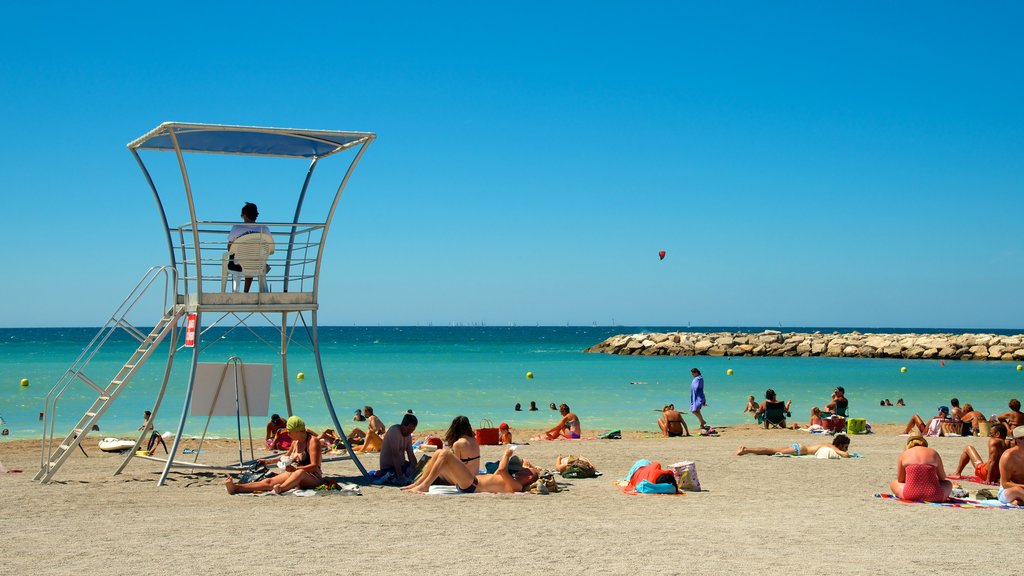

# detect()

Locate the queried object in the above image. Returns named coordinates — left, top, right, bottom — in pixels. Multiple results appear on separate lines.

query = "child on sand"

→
left=498, top=422, right=513, bottom=444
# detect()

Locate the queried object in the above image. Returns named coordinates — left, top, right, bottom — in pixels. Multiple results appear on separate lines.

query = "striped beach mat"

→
left=874, top=493, right=1022, bottom=509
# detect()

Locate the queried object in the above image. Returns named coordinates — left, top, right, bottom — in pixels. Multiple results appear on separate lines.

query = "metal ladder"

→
left=36, top=267, right=181, bottom=483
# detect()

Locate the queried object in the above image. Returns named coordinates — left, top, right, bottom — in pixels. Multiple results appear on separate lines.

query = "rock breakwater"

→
left=584, top=331, right=1024, bottom=361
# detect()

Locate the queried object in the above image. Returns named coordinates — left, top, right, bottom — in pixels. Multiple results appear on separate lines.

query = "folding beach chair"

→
left=761, top=402, right=790, bottom=429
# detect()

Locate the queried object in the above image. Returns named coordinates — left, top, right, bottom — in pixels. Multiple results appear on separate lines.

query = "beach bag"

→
left=239, top=462, right=271, bottom=484
left=561, top=456, right=597, bottom=479
left=823, top=417, right=845, bottom=433
left=845, top=418, right=867, bottom=435
left=669, top=461, right=701, bottom=492
left=475, top=419, right=500, bottom=446
left=978, top=420, right=992, bottom=437
left=941, top=420, right=966, bottom=437
left=272, top=429, right=292, bottom=450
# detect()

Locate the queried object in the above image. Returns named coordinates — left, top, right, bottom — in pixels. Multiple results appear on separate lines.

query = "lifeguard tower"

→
left=36, top=122, right=375, bottom=485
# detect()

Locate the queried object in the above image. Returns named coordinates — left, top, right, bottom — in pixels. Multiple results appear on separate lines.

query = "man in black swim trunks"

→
left=658, top=404, right=690, bottom=437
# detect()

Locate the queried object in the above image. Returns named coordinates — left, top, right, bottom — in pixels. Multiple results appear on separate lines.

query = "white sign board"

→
left=190, top=362, right=272, bottom=417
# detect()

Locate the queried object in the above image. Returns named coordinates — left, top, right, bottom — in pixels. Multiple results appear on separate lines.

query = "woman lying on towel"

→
left=402, top=446, right=538, bottom=494
left=736, top=434, right=852, bottom=458
left=889, top=434, right=952, bottom=502
left=225, top=416, right=323, bottom=495
left=534, top=403, right=582, bottom=440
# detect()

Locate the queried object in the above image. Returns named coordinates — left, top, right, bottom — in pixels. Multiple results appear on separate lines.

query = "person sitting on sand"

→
left=992, top=399, right=1024, bottom=432
left=265, top=413, right=287, bottom=448
left=998, top=426, right=1024, bottom=506
left=225, top=416, right=322, bottom=495
left=658, top=404, right=690, bottom=437
left=353, top=405, right=385, bottom=453
left=903, top=406, right=952, bottom=436
left=958, top=403, right=986, bottom=436
left=413, top=415, right=481, bottom=486
left=953, top=424, right=1008, bottom=483
left=379, top=413, right=418, bottom=483
left=403, top=446, right=538, bottom=494
left=535, top=403, right=581, bottom=440
left=743, top=395, right=758, bottom=416
left=754, top=389, right=792, bottom=428
left=903, top=405, right=950, bottom=435
left=889, top=434, right=952, bottom=502
left=736, top=434, right=852, bottom=458
left=791, top=406, right=825, bottom=430
left=498, top=422, right=513, bottom=445
left=448, top=415, right=480, bottom=472
left=950, top=398, right=968, bottom=420
left=824, top=387, right=849, bottom=417
left=139, top=411, right=168, bottom=455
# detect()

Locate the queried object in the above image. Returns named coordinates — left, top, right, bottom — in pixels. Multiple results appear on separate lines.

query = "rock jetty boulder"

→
left=583, top=331, right=1024, bottom=361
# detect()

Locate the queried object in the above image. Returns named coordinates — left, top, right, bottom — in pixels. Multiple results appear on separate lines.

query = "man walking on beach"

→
left=997, top=426, right=1024, bottom=506
left=380, top=413, right=418, bottom=484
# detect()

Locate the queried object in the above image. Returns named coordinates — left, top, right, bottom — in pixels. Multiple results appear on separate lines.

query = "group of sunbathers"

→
left=891, top=396, right=1024, bottom=504
left=902, top=398, right=1024, bottom=437
left=742, top=387, right=849, bottom=430
left=889, top=426, right=1024, bottom=505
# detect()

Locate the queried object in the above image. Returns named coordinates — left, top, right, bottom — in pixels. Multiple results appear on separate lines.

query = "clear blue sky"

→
left=1, top=2, right=1021, bottom=329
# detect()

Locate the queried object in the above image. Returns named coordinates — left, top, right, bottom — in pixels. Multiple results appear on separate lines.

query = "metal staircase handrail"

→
left=37, top=266, right=178, bottom=480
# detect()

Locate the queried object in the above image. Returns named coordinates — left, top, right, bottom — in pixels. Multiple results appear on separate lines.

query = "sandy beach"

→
left=1, top=423, right=1018, bottom=575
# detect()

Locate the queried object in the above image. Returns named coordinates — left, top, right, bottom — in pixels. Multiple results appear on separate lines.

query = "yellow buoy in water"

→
left=726, top=369, right=734, bottom=376
left=1018, top=365, right=1022, bottom=371
left=526, top=371, right=534, bottom=379
left=296, top=372, right=305, bottom=380
left=900, top=367, right=907, bottom=373
left=20, top=378, right=29, bottom=387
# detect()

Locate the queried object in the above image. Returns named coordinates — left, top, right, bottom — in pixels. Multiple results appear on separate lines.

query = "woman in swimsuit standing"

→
left=889, top=435, right=953, bottom=502
left=225, top=416, right=323, bottom=495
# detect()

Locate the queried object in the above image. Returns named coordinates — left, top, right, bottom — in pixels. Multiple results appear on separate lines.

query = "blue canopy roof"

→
left=128, top=122, right=375, bottom=159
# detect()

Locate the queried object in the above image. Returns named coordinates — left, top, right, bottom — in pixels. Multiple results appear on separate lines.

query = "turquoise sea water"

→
left=1, top=327, right=1022, bottom=440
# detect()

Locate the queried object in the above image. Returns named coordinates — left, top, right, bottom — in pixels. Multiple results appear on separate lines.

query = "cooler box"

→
left=845, top=417, right=867, bottom=434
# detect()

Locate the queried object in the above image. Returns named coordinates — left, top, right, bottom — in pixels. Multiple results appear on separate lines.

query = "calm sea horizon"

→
left=2, top=326, right=1022, bottom=442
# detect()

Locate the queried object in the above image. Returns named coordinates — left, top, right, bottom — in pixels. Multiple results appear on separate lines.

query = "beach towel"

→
left=947, top=474, right=997, bottom=486
left=598, top=429, right=621, bottom=440
left=617, top=459, right=683, bottom=495
left=873, top=493, right=1022, bottom=509
left=772, top=452, right=863, bottom=459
